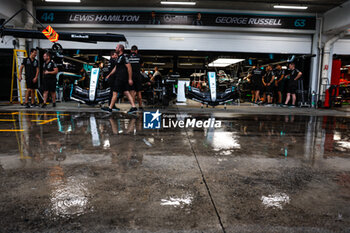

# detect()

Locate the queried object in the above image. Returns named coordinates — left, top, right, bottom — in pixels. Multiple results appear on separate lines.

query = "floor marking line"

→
left=178, top=107, right=226, bottom=233
left=0, top=119, right=16, bottom=122
left=39, top=118, right=58, bottom=125
left=0, top=129, right=24, bottom=132
left=0, top=112, right=69, bottom=116
left=21, top=113, right=69, bottom=116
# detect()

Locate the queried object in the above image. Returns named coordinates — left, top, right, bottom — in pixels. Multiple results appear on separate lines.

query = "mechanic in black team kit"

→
left=107, top=51, right=119, bottom=110
left=274, top=64, right=285, bottom=105
left=102, top=44, right=137, bottom=114
left=247, top=64, right=265, bottom=104
left=262, top=65, right=275, bottom=105
left=128, top=45, right=144, bottom=111
left=42, top=52, right=58, bottom=108
left=284, top=62, right=302, bottom=107
left=19, top=48, right=39, bottom=108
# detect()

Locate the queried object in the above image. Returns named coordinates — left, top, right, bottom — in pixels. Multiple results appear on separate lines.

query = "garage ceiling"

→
left=33, top=0, right=348, bottom=13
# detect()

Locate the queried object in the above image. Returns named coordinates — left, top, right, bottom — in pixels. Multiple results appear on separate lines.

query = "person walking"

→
left=128, top=45, right=144, bottom=111
left=102, top=44, right=137, bottom=114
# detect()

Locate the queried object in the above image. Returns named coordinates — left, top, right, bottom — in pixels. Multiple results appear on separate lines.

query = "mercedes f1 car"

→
left=186, top=72, right=239, bottom=107
left=69, top=68, right=111, bottom=105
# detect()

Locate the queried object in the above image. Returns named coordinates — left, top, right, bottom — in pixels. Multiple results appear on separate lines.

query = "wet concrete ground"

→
left=0, top=108, right=349, bottom=232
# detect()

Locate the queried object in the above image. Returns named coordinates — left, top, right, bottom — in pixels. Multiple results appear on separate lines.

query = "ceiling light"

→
left=45, top=0, right=81, bottom=2
left=153, top=62, right=166, bottom=65
left=179, top=63, right=193, bottom=66
left=161, top=1, right=196, bottom=6
left=169, top=37, right=185, bottom=41
left=273, top=5, right=308, bottom=10
left=208, top=58, right=245, bottom=67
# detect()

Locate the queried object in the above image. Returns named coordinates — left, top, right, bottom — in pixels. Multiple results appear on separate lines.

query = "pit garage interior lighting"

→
left=160, top=1, right=196, bottom=6
left=273, top=5, right=308, bottom=10
left=208, top=58, right=245, bottom=67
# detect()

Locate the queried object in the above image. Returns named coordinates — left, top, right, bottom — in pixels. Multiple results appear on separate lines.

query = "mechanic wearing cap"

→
left=128, top=45, right=144, bottom=111
left=18, top=48, right=39, bottom=108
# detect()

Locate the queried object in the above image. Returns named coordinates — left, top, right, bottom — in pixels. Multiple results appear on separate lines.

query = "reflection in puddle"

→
left=49, top=169, right=91, bottom=218
left=4, top=112, right=350, bottom=168
left=103, top=139, right=110, bottom=149
left=90, top=116, right=100, bottom=147
left=143, top=138, right=153, bottom=147
left=261, top=192, right=290, bottom=209
left=219, top=151, right=232, bottom=156
left=208, top=131, right=241, bottom=151
left=161, top=194, right=193, bottom=208
left=337, top=141, right=350, bottom=150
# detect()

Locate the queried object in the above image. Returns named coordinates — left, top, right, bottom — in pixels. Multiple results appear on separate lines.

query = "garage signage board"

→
left=36, top=9, right=316, bottom=30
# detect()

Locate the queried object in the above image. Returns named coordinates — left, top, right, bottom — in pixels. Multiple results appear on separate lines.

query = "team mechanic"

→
left=284, top=62, right=303, bottom=107
left=42, top=52, right=58, bottom=108
left=19, top=48, right=39, bottom=108
left=247, top=64, right=265, bottom=104
left=274, top=64, right=285, bottom=105
left=128, top=45, right=144, bottom=111
left=262, top=65, right=275, bottom=105
left=102, top=44, right=137, bottom=114
left=107, top=51, right=120, bottom=111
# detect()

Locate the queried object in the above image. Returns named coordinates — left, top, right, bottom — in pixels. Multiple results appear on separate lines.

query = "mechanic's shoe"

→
left=41, top=103, right=47, bottom=108
left=138, top=107, right=144, bottom=112
left=112, top=106, right=120, bottom=112
left=31, top=103, right=38, bottom=107
left=52, top=103, right=56, bottom=107
left=24, top=103, right=30, bottom=108
left=101, top=107, right=112, bottom=113
left=127, top=107, right=138, bottom=114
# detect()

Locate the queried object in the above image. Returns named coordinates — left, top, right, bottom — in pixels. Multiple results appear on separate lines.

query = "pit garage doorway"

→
left=51, top=48, right=312, bottom=106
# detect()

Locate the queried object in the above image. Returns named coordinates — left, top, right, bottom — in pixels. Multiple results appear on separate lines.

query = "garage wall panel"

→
left=39, top=29, right=312, bottom=54
left=333, top=39, right=350, bottom=55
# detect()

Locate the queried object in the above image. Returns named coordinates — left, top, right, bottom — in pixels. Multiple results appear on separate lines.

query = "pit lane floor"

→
left=0, top=102, right=349, bottom=232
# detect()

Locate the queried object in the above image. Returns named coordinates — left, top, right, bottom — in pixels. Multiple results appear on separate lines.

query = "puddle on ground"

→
left=0, top=112, right=349, bottom=168
left=160, top=193, right=193, bottom=208
left=261, top=192, right=290, bottom=210
left=48, top=165, right=93, bottom=218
